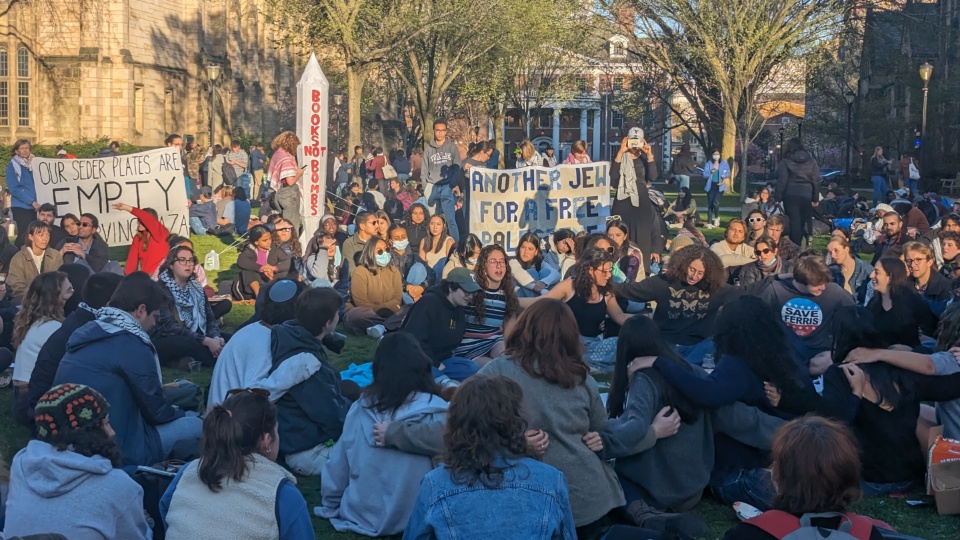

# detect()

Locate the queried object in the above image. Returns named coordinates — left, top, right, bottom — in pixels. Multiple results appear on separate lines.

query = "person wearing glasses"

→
left=903, top=241, right=952, bottom=317
left=160, top=388, right=314, bottom=539
left=452, top=245, right=522, bottom=365
left=617, top=245, right=737, bottom=366
left=343, top=237, right=404, bottom=337
left=738, top=235, right=792, bottom=290
left=272, top=218, right=303, bottom=280
left=744, top=209, right=767, bottom=247
left=55, top=212, right=110, bottom=272
left=539, top=248, right=631, bottom=373
left=152, top=246, right=225, bottom=369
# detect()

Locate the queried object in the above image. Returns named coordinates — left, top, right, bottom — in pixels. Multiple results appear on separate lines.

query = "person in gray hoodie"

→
left=774, top=137, right=821, bottom=246
left=318, top=332, right=447, bottom=536
left=422, top=119, right=462, bottom=242
left=2, top=383, right=150, bottom=540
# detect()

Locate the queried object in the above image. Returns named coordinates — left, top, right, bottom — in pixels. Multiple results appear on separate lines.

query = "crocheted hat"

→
left=34, top=383, right=110, bottom=441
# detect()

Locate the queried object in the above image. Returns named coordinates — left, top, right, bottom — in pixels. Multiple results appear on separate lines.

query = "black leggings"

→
left=211, top=299, right=232, bottom=320
left=782, top=195, right=813, bottom=247
left=154, top=335, right=215, bottom=368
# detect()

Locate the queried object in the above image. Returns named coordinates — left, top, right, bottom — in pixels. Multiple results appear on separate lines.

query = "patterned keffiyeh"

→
left=159, top=270, right=207, bottom=335
left=95, top=306, right=161, bottom=380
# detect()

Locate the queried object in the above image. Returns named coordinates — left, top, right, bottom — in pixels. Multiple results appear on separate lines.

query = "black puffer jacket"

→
left=775, top=150, right=820, bottom=202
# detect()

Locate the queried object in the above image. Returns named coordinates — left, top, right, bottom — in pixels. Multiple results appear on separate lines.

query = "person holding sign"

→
left=6, top=139, right=40, bottom=239
left=611, top=128, right=663, bottom=275
left=113, top=203, right=170, bottom=276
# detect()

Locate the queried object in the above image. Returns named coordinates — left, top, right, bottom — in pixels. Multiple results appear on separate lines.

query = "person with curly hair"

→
left=11, top=271, right=71, bottom=426
left=628, top=296, right=817, bottom=511
left=267, top=131, right=304, bottom=191
left=4, top=384, right=150, bottom=539
left=617, top=245, right=738, bottom=365
left=739, top=235, right=792, bottom=289
left=541, top=248, right=631, bottom=372
left=480, top=300, right=623, bottom=536
left=404, top=374, right=576, bottom=539
left=452, top=245, right=521, bottom=364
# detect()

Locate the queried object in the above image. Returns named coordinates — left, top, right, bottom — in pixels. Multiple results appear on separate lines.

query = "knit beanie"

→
left=34, top=383, right=110, bottom=441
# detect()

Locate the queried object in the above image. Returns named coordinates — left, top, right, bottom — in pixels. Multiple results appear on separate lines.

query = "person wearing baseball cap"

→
left=189, top=184, right=218, bottom=234
left=401, top=267, right=481, bottom=383
left=3, top=383, right=151, bottom=539
left=612, top=125, right=663, bottom=275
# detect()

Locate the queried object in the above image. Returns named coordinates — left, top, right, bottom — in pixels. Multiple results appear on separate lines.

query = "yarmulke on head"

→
left=35, top=383, right=110, bottom=441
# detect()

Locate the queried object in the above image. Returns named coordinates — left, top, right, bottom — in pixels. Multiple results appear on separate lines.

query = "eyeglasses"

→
left=755, top=248, right=773, bottom=256
left=686, top=267, right=706, bottom=278
left=600, top=246, right=616, bottom=255
left=905, top=257, right=929, bottom=267
left=748, top=217, right=766, bottom=224
left=277, top=227, right=293, bottom=233
left=226, top=387, right=270, bottom=399
left=79, top=222, right=94, bottom=228
left=594, top=267, right=613, bottom=275
left=488, top=259, right=507, bottom=267
left=175, top=257, right=198, bottom=265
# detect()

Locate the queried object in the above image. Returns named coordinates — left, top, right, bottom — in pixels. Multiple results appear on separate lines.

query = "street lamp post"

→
left=844, top=90, right=855, bottom=183
left=778, top=127, right=785, bottom=159
left=206, top=64, right=221, bottom=147
left=334, top=94, right=344, bottom=152
left=797, top=117, right=804, bottom=141
left=919, top=61, right=933, bottom=182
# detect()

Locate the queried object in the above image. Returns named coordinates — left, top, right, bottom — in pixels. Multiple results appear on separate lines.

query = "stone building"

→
left=0, top=0, right=300, bottom=147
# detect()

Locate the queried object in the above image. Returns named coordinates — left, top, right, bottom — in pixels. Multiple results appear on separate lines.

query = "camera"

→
left=628, top=138, right=643, bottom=149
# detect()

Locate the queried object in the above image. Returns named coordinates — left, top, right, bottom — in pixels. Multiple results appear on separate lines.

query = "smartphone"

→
left=628, top=137, right=643, bottom=149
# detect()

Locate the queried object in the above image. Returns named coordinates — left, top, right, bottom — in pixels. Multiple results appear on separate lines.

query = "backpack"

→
left=221, top=158, right=238, bottom=185
left=908, top=158, right=920, bottom=180
left=747, top=511, right=874, bottom=540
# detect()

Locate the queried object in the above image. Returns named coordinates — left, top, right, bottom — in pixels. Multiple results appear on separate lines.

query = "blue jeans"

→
left=906, top=178, right=918, bottom=197
left=675, top=174, right=690, bottom=190
left=710, top=468, right=776, bottom=511
left=189, top=217, right=208, bottom=235
left=238, top=173, right=252, bottom=196
left=872, top=175, right=888, bottom=206
left=674, top=339, right=714, bottom=366
left=861, top=479, right=914, bottom=497
left=426, top=182, right=460, bottom=242
left=706, top=185, right=721, bottom=222
left=155, top=415, right=203, bottom=459
left=403, top=262, right=429, bottom=304
left=432, top=357, right=479, bottom=382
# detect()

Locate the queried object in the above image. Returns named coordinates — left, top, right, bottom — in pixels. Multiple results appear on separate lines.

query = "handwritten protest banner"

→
left=468, top=162, right=610, bottom=254
left=33, top=147, right=190, bottom=246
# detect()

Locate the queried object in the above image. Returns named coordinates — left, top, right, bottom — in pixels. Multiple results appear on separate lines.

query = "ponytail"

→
left=197, top=391, right=277, bottom=492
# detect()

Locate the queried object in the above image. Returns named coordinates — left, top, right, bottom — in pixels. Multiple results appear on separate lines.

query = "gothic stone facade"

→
left=0, top=0, right=300, bottom=147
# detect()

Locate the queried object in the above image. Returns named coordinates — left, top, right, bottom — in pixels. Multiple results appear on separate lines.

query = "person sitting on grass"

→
left=270, top=287, right=354, bottom=476
left=2, top=384, right=150, bottom=540
left=235, top=225, right=291, bottom=300
left=159, top=389, right=314, bottom=540
left=403, top=374, right=576, bottom=540
left=723, top=416, right=894, bottom=540
left=54, top=272, right=202, bottom=470
left=6, top=220, right=64, bottom=302
left=318, top=332, right=447, bottom=536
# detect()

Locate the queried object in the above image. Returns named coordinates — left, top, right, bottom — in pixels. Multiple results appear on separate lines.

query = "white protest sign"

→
left=33, top=147, right=190, bottom=246
left=296, top=53, right=329, bottom=243
left=468, top=162, right=611, bottom=255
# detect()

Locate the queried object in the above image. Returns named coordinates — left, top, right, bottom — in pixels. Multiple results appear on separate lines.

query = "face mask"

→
left=393, top=239, right=409, bottom=251
left=333, top=247, right=342, bottom=267
left=376, top=252, right=392, bottom=267
left=467, top=257, right=478, bottom=266
left=712, top=154, right=720, bottom=161
left=762, top=257, right=777, bottom=267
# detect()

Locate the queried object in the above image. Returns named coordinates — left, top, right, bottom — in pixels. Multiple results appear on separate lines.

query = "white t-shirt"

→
left=12, top=319, right=62, bottom=383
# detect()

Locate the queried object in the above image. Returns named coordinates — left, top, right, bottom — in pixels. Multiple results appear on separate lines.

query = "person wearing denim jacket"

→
left=403, top=455, right=576, bottom=540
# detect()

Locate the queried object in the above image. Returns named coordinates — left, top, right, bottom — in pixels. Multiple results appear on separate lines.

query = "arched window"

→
left=0, top=49, right=8, bottom=77
left=16, top=47, right=28, bottom=78
left=17, top=47, right=28, bottom=127
left=0, top=49, right=7, bottom=126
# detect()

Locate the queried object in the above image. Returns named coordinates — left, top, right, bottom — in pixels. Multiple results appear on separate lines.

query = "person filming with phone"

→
left=611, top=127, right=663, bottom=276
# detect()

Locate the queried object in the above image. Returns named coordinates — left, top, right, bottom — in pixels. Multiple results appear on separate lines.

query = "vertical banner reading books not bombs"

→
left=468, top=162, right=611, bottom=255
left=32, top=147, right=190, bottom=246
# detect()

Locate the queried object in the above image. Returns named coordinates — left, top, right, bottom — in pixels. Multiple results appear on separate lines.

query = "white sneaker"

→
left=366, top=324, right=386, bottom=339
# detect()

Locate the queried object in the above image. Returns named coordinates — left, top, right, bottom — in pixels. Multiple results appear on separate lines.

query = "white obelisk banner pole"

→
left=296, top=53, right=329, bottom=244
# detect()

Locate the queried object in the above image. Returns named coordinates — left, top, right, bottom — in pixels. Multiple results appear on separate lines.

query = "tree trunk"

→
left=722, top=108, right=738, bottom=195
left=421, top=108, right=436, bottom=146
left=492, top=113, right=505, bottom=168
left=739, top=133, right=750, bottom=201
left=346, top=66, right=368, bottom=153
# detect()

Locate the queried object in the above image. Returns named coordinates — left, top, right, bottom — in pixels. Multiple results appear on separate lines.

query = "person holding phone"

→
left=703, top=149, right=731, bottom=229
left=611, top=127, right=663, bottom=275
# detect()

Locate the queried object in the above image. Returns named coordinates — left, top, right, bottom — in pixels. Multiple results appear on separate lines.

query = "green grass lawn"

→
left=2, top=231, right=957, bottom=538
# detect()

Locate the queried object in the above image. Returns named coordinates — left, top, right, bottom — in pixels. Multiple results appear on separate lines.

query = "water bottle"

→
left=702, top=353, right=716, bottom=371
left=204, top=249, right=220, bottom=271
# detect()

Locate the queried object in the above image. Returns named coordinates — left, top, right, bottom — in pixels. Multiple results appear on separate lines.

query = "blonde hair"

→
left=520, top=140, right=536, bottom=162
left=872, top=146, right=884, bottom=159
left=271, top=131, right=300, bottom=155
left=571, top=140, right=588, bottom=155
left=904, top=241, right=934, bottom=261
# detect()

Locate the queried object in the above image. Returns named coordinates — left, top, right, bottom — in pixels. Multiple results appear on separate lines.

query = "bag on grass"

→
left=746, top=511, right=875, bottom=540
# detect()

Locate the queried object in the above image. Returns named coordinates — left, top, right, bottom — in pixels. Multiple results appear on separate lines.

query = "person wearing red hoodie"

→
left=113, top=203, right=170, bottom=275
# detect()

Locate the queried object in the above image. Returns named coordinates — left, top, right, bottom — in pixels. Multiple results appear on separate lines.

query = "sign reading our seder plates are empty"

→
left=32, top=147, right=190, bottom=246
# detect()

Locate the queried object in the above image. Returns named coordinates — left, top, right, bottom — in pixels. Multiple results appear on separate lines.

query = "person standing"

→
left=702, top=149, right=730, bottom=229
left=611, top=127, right=662, bottom=274
left=422, top=119, right=462, bottom=242
left=350, top=146, right=366, bottom=186
left=6, top=139, right=39, bottom=238
left=186, top=142, right=205, bottom=192
left=267, top=132, right=304, bottom=192
left=249, top=143, right=267, bottom=199
left=543, top=147, right=558, bottom=167
left=226, top=140, right=250, bottom=194
left=668, top=143, right=698, bottom=191
left=869, top=146, right=891, bottom=207
left=774, top=138, right=821, bottom=247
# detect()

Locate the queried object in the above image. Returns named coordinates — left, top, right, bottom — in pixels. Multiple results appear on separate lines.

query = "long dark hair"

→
left=454, top=234, right=483, bottom=267
left=607, top=317, right=700, bottom=423
left=198, top=390, right=277, bottom=492
left=238, top=224, right=271, bottom=253
left=674, top=187, right=692, bottom=211
left=472, top=245, right=520, bottom=324
left=871, top=257, right=912, bottom=303
left=424, top=214, right=452, bottom=255
left=830, top=305, right=903, bottom=409
left=443, top=375, right=529, bottom=488
left=503, top=299, right=587, bottom=389
left=714, top=296, right=804, bottom=392
left=605, top=219, right=634, bottom=262
left=515, top=232, right=544, bottom=270
left=363, top=332, right=442, bottom=414
left=571, top=248, right=615, bottom=300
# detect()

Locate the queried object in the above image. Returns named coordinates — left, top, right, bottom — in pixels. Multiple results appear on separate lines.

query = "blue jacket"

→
left=829, top=258, right=873, bottom=304
left=403, top=456, right=577, bottom=540
left=6, top=160, right=37, bottom=209
left=703, top=159, right=731, bottom=192
left=54, top=321, right=183, bottom=470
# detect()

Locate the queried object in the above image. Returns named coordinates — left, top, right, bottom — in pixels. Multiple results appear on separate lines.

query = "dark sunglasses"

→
left=754, top=248, right=773, bottom=256
left=226, top=387, right=269, bottom=399
left=79, top=222, right=94, bottom=228
left=601, top=246, right=615, bottom=255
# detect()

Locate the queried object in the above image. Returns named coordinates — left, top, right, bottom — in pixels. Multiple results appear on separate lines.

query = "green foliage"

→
left=0, top=137, right=141, bottom=186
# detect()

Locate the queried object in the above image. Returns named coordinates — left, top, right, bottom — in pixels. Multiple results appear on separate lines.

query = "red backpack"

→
left=747, top=511, right=878, bottom=540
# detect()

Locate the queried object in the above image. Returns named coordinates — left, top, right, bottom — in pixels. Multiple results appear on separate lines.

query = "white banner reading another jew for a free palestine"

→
left=33, top=147, right=190, bottom=246
left=468, top=162, right=611, bottom=256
